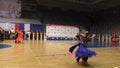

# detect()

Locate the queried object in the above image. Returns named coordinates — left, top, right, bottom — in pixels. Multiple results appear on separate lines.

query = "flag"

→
left=15, top=23, right=20, bottom=32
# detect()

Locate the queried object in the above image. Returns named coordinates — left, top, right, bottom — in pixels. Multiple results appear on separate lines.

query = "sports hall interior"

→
left=0, top=0, right=120, bottom=68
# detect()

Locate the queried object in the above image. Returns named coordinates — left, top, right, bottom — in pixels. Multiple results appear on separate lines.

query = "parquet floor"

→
left=0, top=40, right=120, bottom=68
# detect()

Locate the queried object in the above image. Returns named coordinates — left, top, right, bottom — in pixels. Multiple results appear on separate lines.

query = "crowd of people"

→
left=0, top=27, right=13, bottom=41
left=0, top=27, right=44, bottom=43
left=0, top=27, right=24, bottom=43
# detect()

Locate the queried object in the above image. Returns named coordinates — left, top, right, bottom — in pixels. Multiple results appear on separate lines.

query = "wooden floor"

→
left=0, top=40, right=120, bottom=68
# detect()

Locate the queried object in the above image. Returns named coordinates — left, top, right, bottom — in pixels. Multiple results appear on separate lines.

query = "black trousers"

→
left=69, top=43, right=80, bottom=53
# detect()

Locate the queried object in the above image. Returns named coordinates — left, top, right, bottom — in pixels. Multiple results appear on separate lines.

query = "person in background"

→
left=0, top=27, right=4, bottom=41
left=15, top=30, right=23, bottom=43
left=10, top=28, right=15, bottom=39
left=111, top=34, right=118, bottom=47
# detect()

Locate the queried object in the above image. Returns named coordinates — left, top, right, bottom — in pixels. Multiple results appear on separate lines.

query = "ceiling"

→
left=22, top=0, right=120, bottom=12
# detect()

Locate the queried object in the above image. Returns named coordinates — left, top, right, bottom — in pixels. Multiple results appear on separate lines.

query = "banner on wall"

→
left=15, top=23, right=43, bottom=31
left=0, top=0, right=21, bottom=18
left=0, top=23, right=43, bottom=32
left=46, top=24, right=79, bottom=38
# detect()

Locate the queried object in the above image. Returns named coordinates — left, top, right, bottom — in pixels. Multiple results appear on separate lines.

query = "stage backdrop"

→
left=0, top=0, right=21, bottom=18
left=46, top=24, right=79, bottom=39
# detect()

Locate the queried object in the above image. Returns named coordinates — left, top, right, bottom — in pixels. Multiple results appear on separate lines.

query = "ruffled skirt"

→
left=75, top=44, right=96, bottom=57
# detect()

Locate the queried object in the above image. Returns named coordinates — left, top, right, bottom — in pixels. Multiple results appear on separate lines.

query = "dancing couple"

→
left=69, top=28, right=96, bottom=65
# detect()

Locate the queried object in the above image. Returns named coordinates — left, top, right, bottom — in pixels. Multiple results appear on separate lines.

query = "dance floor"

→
left=0, top=40, right=120, bottom=68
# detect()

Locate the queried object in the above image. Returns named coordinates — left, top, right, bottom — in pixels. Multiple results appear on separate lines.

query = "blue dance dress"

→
left=75, top=43, right=96, bottom=57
